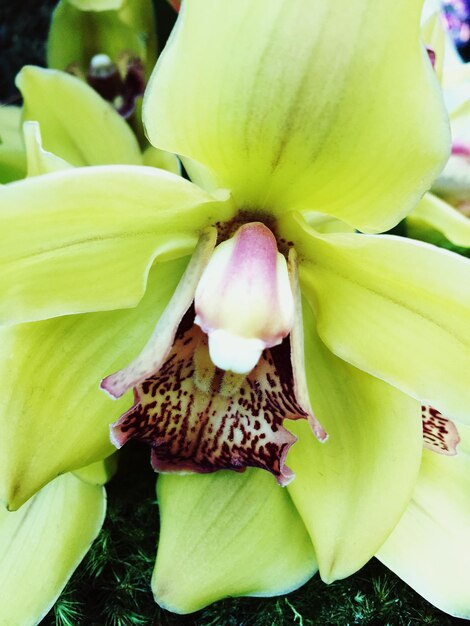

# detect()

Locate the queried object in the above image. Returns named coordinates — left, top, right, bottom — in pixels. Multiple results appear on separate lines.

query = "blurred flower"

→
left=443, top=0, right=470, bottom=48
left=47, top=0, right=157, bottom=120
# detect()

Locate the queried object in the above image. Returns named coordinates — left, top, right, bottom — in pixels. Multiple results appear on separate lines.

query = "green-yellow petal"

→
left=0, top=165, right=232, bottom=325
left=281, top=213, right=470, bottom=425
left=0, top=258, right=186, bottom=509
left=153, top=469, right=317, bottom=614
left=144, top=0, right=449, bottom=232
left=287, top=299, right=422, bottom=582
left=69, top=0, right=124, bottom=10
left=376, top=423, right=470, bottom=619
left=72, top=454, right=118, bottom=485
left=408, top=192, right=470, bottom=248
left=0, top=472, right=105, bottom=626
left=421, top=8, right=445, bottom=81
left=0, top=106, right=23, bottom=150
left=16, top=66, right=142, bottom=167
left=0, top=149, right=26, bottom=185
left=0, top=106, right=26, bottom=184
left=23, top=121, right=72, bottom=177
left=433, top=100, right=470, bottom=204
left=143, top=145, right=180, bottom=175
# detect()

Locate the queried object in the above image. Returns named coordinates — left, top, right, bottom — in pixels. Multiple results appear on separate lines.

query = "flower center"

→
left=194, top=222, right=295, bottom=374
left=67, top=52, right=146, bottom=119
left=101, top=221, right=326, bottom=484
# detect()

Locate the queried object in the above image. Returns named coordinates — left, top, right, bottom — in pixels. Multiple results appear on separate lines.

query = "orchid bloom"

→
left=47, top=0, right=157, bottom=120
left=1, top=0, right=470, bottom=623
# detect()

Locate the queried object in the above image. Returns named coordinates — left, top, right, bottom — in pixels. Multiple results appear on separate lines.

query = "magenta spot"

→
left=426, top=47, right=436, bottom=68
left=451, top=142, right=470, bottom=159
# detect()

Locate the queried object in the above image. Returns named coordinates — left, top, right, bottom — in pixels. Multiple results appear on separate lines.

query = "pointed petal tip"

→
left=422, top=405, right=461, bottom=456
left=109, top=392, right=142, bottom=449
left=109, top=425, right=125, bottom=450
left=308, top=416, right=328, bottom=443
left=277, top=464, right=295, bottom=487
left=2, top=478, right=41, bottom=512
left=99, top=373, right=125, bottom=399
left=153, top=581, right=204, bottom=615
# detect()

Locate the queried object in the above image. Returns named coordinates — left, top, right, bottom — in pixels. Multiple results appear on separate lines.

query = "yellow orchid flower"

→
left=1, top=0, right=470, bottom=622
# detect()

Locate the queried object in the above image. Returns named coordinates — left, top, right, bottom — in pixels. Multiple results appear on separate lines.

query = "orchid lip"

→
left=101, top=224, right=327, bottom=484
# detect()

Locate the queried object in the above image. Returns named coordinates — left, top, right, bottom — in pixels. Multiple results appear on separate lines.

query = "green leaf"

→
left=0, top=258, right=187, bottom=509
left=286, top=299, right=422, bottom=581
left=153, top=469, right=317, bottom=613
left=0, top=165, right=232, bottom=324
left=144, top=0, right=449, bottom=232
left=0, top=472, right=105, bottom=625
left=376, top=422, right=470, bottom=619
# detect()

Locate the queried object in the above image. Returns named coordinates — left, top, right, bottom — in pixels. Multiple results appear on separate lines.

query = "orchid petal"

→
left=0, top=166, right=232, bottom=325
left=72, top=454, right=118, bottom=485
left=69, top=0, right=123, bottom=10
left=433, top=100, right=470, bottom=204
left=0, top=106, right=23, bottom=150
left=102, top=228, right=217, bottom=398
left=443, top=63, right=470, bottom=113
left=144, top=0, right=449, bottom=232
left=376, top=423, right=470, bottom=619
left=0, top=106, right=26, bottom=183
left=0, top=149, right=26, bottom=184
left=287, top=300, right=422, bottom=581
left=153, top=469, right=317, bottom=613
left=281, top=213, right=470, bottom=424
left=408, top=193, right=470, bottom=248
left=16, top=66, right=142, bottom=166
left=0, top=258, right=187, bottom=509
left=421, top=8, right=445, bottom=80
left=142, top=145, right=181, bottom=175
left=23, top=121, right=72, bottom=177
left=0, top=472, right=105, bottom=625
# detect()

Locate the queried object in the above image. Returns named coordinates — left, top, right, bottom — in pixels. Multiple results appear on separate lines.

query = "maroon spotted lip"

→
left=110, top=317, right=306, bottom=486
